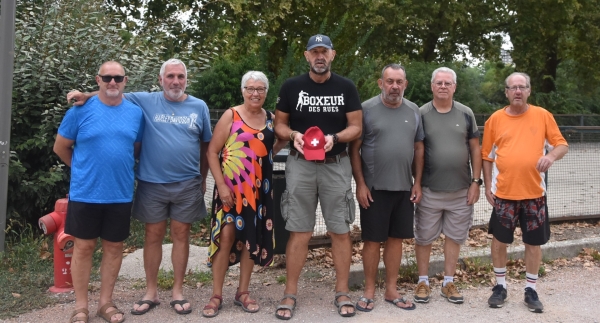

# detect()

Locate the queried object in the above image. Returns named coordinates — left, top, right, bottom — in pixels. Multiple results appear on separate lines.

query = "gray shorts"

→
left=132, top=176, right=208, bottom=224
left=414, top=187, right=473, bottom=245
left=280, top=153, right=355, bottom=234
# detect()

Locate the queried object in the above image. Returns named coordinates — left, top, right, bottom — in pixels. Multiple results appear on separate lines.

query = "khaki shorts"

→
left=280, top=153, right=355, bottom=234
left=414, top=187, right=473, bottom=245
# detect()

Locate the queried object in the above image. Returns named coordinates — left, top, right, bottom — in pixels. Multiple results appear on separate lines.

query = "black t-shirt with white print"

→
left=276, top=72, right=362, bottom=157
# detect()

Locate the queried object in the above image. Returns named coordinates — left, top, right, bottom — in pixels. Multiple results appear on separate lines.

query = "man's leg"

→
left=170, top=219, right=192, bottom=312
left=524, top=243, right=542, bottom=283
left=276, top=231, right=312, bottom=319
left=491, top=237, right=508, bottom=268
left=444, top=238, right=460, bottom=277
left=358, top=240, right=381, bottom=310
left=71, top=238, right=97, bottom=322
left=415, top=243, right=432, bottom=277
left=382, top=238, right=413, bottom=308
left=488, top=236, right=509, bottom=308
left=98, top=239, right=125, bottom=322
left=133, top=221, right=167, bottom=313
left=330, top=231, right=354, bottom=315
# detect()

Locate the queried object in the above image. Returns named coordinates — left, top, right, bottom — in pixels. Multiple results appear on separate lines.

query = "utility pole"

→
left=0, top=0, right=17, bottom=252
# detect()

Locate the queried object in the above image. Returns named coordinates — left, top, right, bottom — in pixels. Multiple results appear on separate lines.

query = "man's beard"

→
left=381, top=89, right=404, bottom=104
left=165, top=87, right=185, bottom=100
left=105, top=89, right=120, bottom=98
left=310, top=60, right=330, bottom=75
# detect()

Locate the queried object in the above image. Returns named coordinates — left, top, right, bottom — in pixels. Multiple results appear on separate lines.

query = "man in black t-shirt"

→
left=274, top=34, right=363, bottom=320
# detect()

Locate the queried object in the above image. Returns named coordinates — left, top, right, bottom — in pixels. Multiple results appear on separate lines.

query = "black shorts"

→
left=488, top=196, right=550, bottom=246
left=65, top=200, right=132, bottom=242
left=360, top=190, right=414, bottom=242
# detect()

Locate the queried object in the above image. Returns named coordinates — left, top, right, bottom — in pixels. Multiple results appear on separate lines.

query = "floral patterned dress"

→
left=208, top=108, right=275, bottom=267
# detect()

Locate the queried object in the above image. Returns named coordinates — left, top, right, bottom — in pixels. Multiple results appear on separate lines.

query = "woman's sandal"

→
left=202, top=295, right=223, bottom=318
left=68, top=308, right=89, bottom=323
left=234, top=291, right=260, bottom=313
left=274, top=294, right=297, bottom=320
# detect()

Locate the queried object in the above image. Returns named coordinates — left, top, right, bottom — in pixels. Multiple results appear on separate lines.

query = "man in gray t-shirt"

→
left=350, top=64, right=424, bottom=311
left=413, top=67, right=482, bottom=305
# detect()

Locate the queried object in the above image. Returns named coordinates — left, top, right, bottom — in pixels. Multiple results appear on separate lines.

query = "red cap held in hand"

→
left=303, top=126, right=326, bottom=161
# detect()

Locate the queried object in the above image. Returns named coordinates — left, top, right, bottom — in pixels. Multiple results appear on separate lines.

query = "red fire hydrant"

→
left=39, top=196, right=75, bottom=293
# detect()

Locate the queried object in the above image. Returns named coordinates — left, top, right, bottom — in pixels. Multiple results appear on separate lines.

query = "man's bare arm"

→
left=67, top=90, right=98, bottom=106
left=53, top=134, right=75, bottom=167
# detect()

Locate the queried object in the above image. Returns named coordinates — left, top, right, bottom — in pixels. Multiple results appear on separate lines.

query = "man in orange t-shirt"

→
left=481, top=72, right=568, bottom=313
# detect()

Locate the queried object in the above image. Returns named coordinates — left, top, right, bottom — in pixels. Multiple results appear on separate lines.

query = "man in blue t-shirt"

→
left=55, top=61, right=144, bottom=323
left=68, top=59, right=212, bottom=316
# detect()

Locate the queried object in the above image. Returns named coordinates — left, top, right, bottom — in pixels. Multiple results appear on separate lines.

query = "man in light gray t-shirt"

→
left=350, top=64, right=424, bottom=311
left=413, top=67, right=482, bottom=305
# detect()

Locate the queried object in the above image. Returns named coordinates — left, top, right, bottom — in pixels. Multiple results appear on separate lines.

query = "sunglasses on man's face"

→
left=98, top=75, right=125, bottom=83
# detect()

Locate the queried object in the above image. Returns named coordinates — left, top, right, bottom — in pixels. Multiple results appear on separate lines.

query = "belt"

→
left=289, top=150, right=348, bottom=164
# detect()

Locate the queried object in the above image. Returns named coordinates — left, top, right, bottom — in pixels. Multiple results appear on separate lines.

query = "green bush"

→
left=9, top=0, right=167, bottom=225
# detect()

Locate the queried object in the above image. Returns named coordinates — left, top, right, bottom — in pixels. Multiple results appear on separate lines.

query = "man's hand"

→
left=293, top=132, right=305, bottom=155
left=485, top=189, right=495, bottom=207
left=355, top=182, right=373, bottom=209
left=410, top=183, right=422, bottom=204
left=467, top=183, right=480, bottom=205
left=536, top=155, right=555, bottom=173
left=324, top=135, right=335, bottom=153
left=67, top=90, right=89, bottom=106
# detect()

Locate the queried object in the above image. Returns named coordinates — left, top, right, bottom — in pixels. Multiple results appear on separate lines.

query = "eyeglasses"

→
left=244, top=87, right=267, bottom=94
left=98, top=75, right=125, bottom=83
left=506, top=86, right=529, bottom=92
left=433, top=81, right=454, bottom=88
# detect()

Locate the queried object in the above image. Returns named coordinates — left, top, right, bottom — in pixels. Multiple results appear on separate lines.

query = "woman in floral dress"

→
left=204, top=71, right=287, bottom=318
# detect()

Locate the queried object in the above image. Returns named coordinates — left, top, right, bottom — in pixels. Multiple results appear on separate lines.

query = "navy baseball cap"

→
left=306, top=34, right=333, bottom=50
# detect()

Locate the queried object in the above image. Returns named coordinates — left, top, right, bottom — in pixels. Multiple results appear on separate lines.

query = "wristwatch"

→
left=472, top=178, right=483, bottom=186
left=329, top=133, right=339, bottom=144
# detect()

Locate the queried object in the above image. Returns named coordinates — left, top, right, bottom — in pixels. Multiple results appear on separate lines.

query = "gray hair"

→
left=380, top=63, right=406, bottom=79
left=505, top=72, right=531, bottom=88
left=241, top=71, right=269, bottom=91
left=160, top=58, right=187, bottom=77
left=431, top=67, right=457, bottom=83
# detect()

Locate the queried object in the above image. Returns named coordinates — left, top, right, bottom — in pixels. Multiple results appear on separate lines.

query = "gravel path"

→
left=3, top=265, right=599, bottom=323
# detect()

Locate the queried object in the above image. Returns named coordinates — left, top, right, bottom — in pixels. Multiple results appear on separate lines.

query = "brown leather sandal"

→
left=234, top=290, right=260, bottom=313
left=202, top=295, right=223, bottom=318
left=96, top=302, right=124, bottom=323
left=68, top=308, right=89, bottom=323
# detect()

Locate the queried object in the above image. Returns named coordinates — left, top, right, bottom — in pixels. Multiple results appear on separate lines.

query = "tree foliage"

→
left=9, top=0, right=168, bottom=224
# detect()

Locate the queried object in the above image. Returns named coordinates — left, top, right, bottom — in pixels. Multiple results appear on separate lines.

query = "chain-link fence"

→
left=204, top=114, right=600, bottom=238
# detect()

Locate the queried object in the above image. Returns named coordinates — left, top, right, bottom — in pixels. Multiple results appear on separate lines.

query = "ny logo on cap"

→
left=316, top=36, right=323, bottom=42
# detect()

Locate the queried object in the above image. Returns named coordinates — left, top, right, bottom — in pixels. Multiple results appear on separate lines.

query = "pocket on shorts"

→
left=345, top=189, right=356, bottom=224
left=281, top=189, right=291, bottom=222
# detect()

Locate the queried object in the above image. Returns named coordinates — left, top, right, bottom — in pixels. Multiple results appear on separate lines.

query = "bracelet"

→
left=290, top=131, right=299, bottom=141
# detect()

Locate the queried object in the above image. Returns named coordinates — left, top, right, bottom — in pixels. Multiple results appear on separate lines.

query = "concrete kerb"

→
left=348, top=236, right=600, bottom=287
left=119, top=237, right=600, bottom=286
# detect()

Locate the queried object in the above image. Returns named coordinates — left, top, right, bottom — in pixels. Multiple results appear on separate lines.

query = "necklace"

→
left=166, top=104, right=176, bottom=116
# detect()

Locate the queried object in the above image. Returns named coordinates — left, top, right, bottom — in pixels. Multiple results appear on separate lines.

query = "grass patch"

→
left=397, top=260, right=419, bottom=283
left=277, top=275, right=286, bottom=284
left=0, top=221, right=61, bottom=319
left=302, top=270, right=323, bottom=280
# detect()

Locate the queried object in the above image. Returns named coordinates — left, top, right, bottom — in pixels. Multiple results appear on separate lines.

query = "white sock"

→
left=418, top=276, right=429, bottom=286
left=443, top=276, right=454, bottom=287
left=494, top=267, right=507, bottom=288
left=525, top=272, right=538, bottom=290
